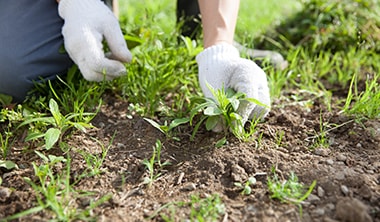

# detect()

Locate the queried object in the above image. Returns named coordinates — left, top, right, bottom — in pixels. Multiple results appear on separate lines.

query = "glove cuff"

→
left=58, top=0, right=105, bottom=19
left=196, top=43, right=240, bottom=66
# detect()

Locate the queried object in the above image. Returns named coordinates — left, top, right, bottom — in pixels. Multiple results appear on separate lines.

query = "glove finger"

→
left=66, top=31, right=127, bottom=81
left=228, top=60, right=271, bottom=134
left=228, top=59, right=262, bottom=124
left=103, top=18, right=132, bottom=63
left=81, top=57, right=127, bottom=81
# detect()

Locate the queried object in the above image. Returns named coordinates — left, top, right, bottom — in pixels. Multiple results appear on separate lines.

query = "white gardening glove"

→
left=58, top=0, right=132, bottom=81
left=196, top=43, right=271, bottom=132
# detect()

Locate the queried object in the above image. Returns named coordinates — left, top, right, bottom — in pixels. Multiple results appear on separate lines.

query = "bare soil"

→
left=0, top=91, right=379, bottom=222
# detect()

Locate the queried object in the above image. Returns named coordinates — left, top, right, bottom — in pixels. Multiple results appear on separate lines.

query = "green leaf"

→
left=49, top=99, right=62, bottom=125
left=0, top=160, right=18, bottom=170
left=45, top=128, right=61, bottom=150
left=18, top=116, right=55, bottom=128
left=0, top=93, right=13, bottom=106
left=124, top=35, right=144, bottom=49
left=34, top=151, right=49, bottom=162
left=215, top=137, right=227, bottom=148
left=243, top=186, right=252, bottom=195
left=204, top=106, right=222, bottom=116
left=248, top=177, right=257, bottom=185
left=225, top=88, right=237, bottom=98
left=228, top=97, right=240, bottom=111
left=144, top=118, right=166, bottom=134
left=205, top=116, right=220, bottom=131
left=168, top=117, right=190, bottom=131
left=25, top=132, right=45, bottom=142
left=245, top=98, right=270, bottom=108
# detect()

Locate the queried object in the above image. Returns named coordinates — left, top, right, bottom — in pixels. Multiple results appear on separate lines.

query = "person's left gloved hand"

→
left=58, top=0, right=132, bottom=81
left=196, top=43, right=271, bottom=132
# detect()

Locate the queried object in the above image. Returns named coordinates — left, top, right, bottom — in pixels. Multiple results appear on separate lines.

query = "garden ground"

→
left=0, top=0, right=379, bottom=221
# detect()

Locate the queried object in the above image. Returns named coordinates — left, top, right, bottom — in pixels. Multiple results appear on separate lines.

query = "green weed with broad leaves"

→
left=18, top=98, right=94, bottom=150
left=190, top=84, right=268, bottom=145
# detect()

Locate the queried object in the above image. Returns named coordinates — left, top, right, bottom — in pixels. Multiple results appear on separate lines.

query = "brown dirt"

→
left=0, top=92, right=379, bottom=222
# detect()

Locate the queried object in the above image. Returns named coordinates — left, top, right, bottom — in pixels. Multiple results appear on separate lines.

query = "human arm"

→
left=197, top=0, right=271, bottom=131
left=57, top=0, right=132, bottom=81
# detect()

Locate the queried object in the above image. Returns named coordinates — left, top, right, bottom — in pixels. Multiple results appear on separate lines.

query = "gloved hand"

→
left=58, top=0, right=132, bottom=81
left=196, top=44, right=271, bottom=132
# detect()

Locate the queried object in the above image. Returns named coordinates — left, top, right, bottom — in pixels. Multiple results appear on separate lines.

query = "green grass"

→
left=1, top=0, right=380, bottom=220
left=236, top=0, right=303, bottom=39
left=267, top=169, right=316, bottom=216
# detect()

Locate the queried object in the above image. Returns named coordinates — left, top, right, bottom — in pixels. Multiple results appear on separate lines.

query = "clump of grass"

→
left=18, top=98, right=94, bottom=150
left=267, top=168, right=317, bottom=216
left=142, top=140, right=171, bottom=187
left=343, top=72, right=380, bottom=119
left=115, top=34, right=201, bottom=118
left=189, top=84, right=267, bottom=145
left=149, top=194, right=225, bottom=222
left=4, top=151, right=111, bottom=221
left=256, top=0, right=380, bottom=53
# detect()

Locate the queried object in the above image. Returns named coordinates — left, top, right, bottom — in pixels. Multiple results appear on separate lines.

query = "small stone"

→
left=358, top=185, right=372, bottom=200
left=307, top=194, right=320, bottom=203
left=0, top=187, right=11, bottom=201
left=265, top=208, right=275, bottom=216
left=341, top=185, right=349, bottom=196
left=231, top=164, right=247, bottom=182
left=313, top=208, right=325, bottom=216
left=314, top=148, right=330, bottom=157
left=317, top=186, right=325, bottom=198
left=116, top=143, right=126, bottom=149
left=356, top=143, right=362, bottom=148
left=336, top=198, right=372, bottom=222
left=325, top=159, right=334, bottom=165
left=335, top=171, right=345, bottom=180
left=182, top=182, right=196, bottom=191
left=325, top=203, right=335, bottom=211
left=336, top=154, right=347, bottom=162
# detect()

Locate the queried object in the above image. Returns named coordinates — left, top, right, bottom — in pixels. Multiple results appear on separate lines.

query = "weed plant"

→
left=18, top=98, right=94, bottom=150
left=3, top=151, right=111, bottom=221
left=1, top=0, right=379, bottom=220
left=267, top=169, right=317, bottom=216
left=142, top=140, right=171, bottom=187
left=150, top=194, right=225, bottom=222
left=190, top=85, right=266, bottom=143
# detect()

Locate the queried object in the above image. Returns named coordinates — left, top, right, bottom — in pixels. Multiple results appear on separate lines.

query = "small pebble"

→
left=335, top=172, right=345, bottom=180
left=317, top=186, right=325, bottom=197
left=336, top=198, right=372, bottom=222
left=336, top=154, right=347, bottom=162
left=341, top=185, right=349, bottom=196
left=116, top=143, right=126, bottom=149
left=0, top=187, right=11, bottom=201
left=314, top=148, right=330, bottom=157
left=307, top=194, right=320, bottom=203
left=313, top=208, right=325, bottom=216
left=326, top=159, right=334, bottom=165
left=325, top=203, right=335, bottom=211
left=182, top=182, right=196, bottom=191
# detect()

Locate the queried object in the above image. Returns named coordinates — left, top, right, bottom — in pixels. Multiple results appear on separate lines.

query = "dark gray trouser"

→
left=0, top=0, right=112, bottom=103
left=0, top=1, right=72, bottom=103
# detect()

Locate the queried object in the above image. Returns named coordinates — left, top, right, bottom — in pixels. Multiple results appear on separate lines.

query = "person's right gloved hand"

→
left=58, top=0, right=132, bottom=81
left=196, top=44, right=271, bottom=132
